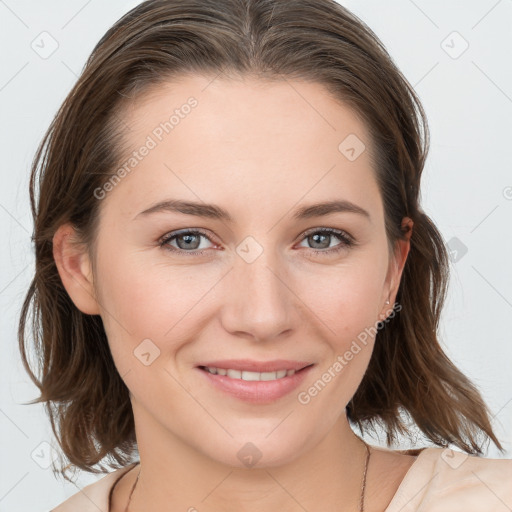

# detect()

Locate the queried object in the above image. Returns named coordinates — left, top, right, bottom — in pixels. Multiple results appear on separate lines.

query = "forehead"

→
left=102, top=74, right=382, bottom=224
left=122, top=73, right=372, bottom=153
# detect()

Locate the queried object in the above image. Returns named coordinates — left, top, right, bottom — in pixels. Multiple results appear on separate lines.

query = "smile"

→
left=196, top=363, right=315, bottom=404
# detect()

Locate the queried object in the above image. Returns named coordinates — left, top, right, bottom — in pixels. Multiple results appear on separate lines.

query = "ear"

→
left=378, top=217, right=413, bottom=321
left=53, top=223, right=100, bottom=315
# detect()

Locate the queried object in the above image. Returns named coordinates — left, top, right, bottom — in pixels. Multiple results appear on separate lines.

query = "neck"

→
left=128, top=406, right=368, bottom=512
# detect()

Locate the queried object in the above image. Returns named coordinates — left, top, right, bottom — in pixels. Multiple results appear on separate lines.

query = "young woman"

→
left=19, top=0, right=511, bottom=510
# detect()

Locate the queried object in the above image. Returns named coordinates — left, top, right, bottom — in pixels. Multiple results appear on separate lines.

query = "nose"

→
left=219, top=246, right=299, bottom=342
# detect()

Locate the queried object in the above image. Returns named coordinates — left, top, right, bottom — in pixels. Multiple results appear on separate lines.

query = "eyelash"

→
left=158, top=227, right=356, bottom=257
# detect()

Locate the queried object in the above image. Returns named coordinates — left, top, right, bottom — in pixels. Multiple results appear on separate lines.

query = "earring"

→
left=385, top=298, right=390, bottom=305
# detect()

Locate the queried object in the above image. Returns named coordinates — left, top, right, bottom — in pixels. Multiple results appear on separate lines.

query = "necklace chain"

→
left=124, top=440, right=371, bottom=512
left=360, top=440, right=371, bottom=512
left=123, top=465, right=139, bottom=512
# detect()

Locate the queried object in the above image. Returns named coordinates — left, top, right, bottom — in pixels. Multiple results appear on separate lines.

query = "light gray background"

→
left=1, top=1, right=511, bottom=510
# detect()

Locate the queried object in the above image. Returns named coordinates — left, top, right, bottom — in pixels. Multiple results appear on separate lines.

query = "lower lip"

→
left=197, top=365, right=314, bottom=404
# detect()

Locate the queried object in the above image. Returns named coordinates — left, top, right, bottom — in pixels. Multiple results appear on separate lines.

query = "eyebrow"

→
left=134, top=199, right=371, bottom=222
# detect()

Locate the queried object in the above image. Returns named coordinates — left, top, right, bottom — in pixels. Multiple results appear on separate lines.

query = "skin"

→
left=53, top=74, right=415, bottom=511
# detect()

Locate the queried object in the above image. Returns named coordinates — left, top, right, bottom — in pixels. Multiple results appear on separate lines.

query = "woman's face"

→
left=88, top=74, right=409, bottom=467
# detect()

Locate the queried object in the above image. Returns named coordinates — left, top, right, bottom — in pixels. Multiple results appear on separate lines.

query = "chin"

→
left=199, top=428, right=317, bottom=470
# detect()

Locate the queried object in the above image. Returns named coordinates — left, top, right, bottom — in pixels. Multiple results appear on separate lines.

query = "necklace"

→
left=124, top=440, right=371, bottom=512
left=123, top=467, right=139, bottom=512
left=360, top=440, right=371, bottom=511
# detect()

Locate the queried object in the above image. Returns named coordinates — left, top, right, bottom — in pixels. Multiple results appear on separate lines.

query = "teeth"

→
left=204, top=366, right=296, bottom=381
left=227, top=369, right=242, bottom=379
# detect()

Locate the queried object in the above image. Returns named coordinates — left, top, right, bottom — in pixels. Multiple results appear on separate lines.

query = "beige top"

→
left=51, top=447, right=512, bottom=511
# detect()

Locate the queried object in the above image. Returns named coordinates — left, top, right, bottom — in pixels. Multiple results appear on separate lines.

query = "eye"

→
left=159, top=229, right=216, bottom=256
left=296, top=227, right=355, bottom=255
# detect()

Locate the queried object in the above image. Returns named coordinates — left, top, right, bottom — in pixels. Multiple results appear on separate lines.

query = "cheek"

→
left=298, top=256, right=387, bottom=344
left=293, top=265, right=384, bottom=415
left=93, top=245, right=220, bottom=358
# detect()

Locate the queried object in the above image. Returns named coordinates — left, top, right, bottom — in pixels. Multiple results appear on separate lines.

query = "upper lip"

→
left=197, top=359, right=313, bottom=373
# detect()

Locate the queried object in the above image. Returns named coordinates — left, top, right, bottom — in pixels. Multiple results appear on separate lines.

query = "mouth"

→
left=196, top=360, right=315, bottom=404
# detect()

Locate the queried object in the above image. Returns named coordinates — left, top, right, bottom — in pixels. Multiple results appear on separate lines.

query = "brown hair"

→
left=18, top=0, right=503, bottom=477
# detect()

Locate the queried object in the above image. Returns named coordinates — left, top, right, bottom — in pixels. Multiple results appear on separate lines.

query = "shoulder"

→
left=50, top=465, right=135, bottom=512
left=387, top=447, right=512, bottom=512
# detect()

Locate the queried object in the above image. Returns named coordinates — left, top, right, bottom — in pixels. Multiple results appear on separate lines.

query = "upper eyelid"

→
left=301, top=226, right=353, bottom=240
left=160, top=228, right=215, bottom=244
